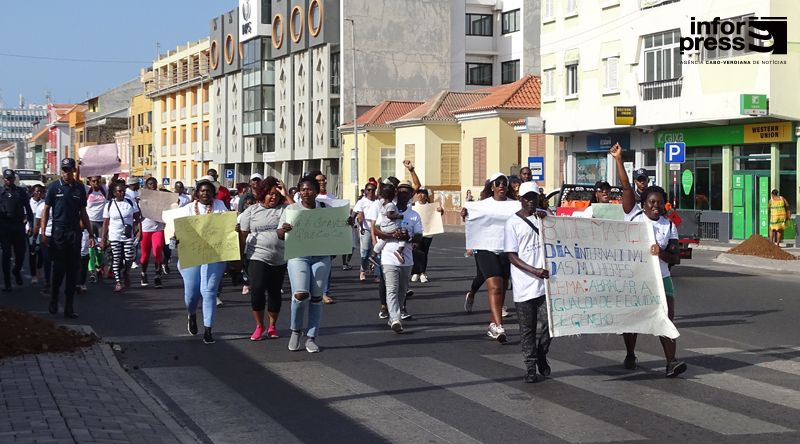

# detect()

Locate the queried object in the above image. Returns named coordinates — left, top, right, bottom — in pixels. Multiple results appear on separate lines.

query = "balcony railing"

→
left=170, top=110, right=176, bottom=120
left=639, top=78, right=682, bottom=101
left=170, top=144, right=177, bottom=156
left=192, top=105, right=198, bottom=116
left=202, top=103, right=209, bottom=114
left=161, top=112, right=167, bottom=122
left=203, top=141, right=209, bottom=151
left=192, top=141, right=198, bottom=152
left=180, top=108, right=187, bottom=119
left=180, top=143, right=187, bottom=154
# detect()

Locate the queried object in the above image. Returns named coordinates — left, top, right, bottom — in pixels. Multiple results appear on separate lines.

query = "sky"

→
left=0, top=0, right=234, bottom=107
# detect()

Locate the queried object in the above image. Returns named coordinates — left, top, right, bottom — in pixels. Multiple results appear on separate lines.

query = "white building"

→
left=540, top=0, right=800, bottom=241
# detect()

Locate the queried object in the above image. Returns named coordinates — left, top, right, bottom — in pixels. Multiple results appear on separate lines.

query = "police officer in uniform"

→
left=41, top=158, right=95, bottom=318
left=0, top=169, right=33, bottom=291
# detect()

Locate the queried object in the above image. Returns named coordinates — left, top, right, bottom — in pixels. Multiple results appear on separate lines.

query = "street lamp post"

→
left=345, top=18, right=358, bottom=198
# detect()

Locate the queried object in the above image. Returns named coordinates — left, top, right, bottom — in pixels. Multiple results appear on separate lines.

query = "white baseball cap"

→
left=250, top=173, right=263, bottom=181
left=519, top=181, right=540, bottom=197
left=488, top=172, right=507, bottom=182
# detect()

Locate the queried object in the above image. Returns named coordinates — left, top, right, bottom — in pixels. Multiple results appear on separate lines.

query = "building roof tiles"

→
left=392, top=91, right=490, bottom=123
left=453, top=75, right=541, bottom=114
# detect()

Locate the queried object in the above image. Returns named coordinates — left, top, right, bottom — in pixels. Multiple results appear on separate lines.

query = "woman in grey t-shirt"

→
left=239, top=176, right=293, bottom=341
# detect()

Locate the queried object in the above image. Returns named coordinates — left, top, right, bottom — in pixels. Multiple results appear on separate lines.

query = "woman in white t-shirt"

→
left=100, top=182, right=141, bottom=293
left=139, top=177, right=168, bottom=289
left=176, top=180, right=230, bottom=345
left=33, top=200, right=53, bottom=291
left=27, top=184, right=45, bottom=284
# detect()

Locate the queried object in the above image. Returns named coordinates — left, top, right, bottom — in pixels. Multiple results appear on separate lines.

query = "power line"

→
left=0, top=52, right=149, bottom=64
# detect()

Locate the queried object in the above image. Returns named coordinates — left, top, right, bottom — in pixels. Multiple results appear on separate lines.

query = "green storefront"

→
left=656, top=121, right=797, bottom=241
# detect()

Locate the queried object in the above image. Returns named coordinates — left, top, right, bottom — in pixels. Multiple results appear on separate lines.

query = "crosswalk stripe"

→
left=590, top=350, right=800, bottom=413
left=143, top=366, right=302, bottom=444
left=484, top=353, right=791, bottom=435
left=688, top=347, right=800, bottom=377
left=262, top=361, right=480, bottom=444
left=378, top=356, right=643, bottom=443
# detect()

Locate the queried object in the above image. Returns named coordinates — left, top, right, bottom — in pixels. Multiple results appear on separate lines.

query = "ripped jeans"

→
left=287, top=255, right=331, bottom=338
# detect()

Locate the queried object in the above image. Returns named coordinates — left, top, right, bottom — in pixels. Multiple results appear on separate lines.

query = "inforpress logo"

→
left=680, top=16, right=787, bottom=55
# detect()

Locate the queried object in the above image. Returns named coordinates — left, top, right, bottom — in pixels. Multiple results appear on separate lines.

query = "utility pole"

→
left=345, top=18, right=358, bottom=198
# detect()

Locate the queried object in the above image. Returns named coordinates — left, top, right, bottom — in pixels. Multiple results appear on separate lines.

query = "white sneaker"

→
left=216, top=297, right=224, bottom=307
left=419, top=273, right=429, bottom=283
left=502, top=306, right=510, bottom=318
left=410, top=274, right=419, bottom=282
left=131, top=262, right=139, bottom=269
left=487, top=323, right=507, bottom=343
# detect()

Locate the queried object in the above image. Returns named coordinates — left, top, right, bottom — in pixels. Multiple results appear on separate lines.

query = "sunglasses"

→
left=493, top=179, right=508, bottom=187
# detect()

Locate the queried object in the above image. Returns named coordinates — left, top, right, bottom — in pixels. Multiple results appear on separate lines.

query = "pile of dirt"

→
left=727, top=234, right=798, bottom=260
left=0, top=307, right=98, bottom=360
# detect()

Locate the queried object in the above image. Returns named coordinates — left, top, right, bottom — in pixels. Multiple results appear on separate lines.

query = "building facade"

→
left=45, top=104, right=73, bottom=174
left=148, top=39, right=213, bottom=187
left=129, top=92, right=154, bottom=178
left=0, top=107, right=47, bottom=142
left=540, top=0, right=800, bottom=241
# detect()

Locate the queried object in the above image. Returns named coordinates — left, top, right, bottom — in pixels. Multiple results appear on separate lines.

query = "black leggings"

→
left=247, top=260, right=286, bottom=312
left=470, top=255, right=485, bottom=294
left=411, top=237, right=433, bottom=275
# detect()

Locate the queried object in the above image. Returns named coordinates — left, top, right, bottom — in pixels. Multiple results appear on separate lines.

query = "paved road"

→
left=6, top=233, right=800, bottom=443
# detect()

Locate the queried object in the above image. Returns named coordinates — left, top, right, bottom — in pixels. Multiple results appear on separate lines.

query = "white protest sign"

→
left=162, top=206, right=185, bottom=241
left=541, top=216, right=679, bottom=339
left=316, top=196, right=350, bottom=208
left=414, top=203, right=444, bottom=236
left=78, top=144, right=121, bottom=177
left=464, top=200, right=521, bottom=251
left=139, top=189, right=179, bottom=223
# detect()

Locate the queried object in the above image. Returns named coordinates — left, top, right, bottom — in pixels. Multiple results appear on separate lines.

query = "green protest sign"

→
left=284, top=205, right=353, bottom=260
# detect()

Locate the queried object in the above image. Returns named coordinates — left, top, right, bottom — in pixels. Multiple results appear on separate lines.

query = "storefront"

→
left=655, top=121, right=797, bottom=241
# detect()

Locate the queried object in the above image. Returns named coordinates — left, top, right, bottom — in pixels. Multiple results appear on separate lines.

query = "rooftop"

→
left=391, top=91, right=489, bottom=124
left=454, top=75, right=541, bottom=114
left=343, top=100, right=425, bottom=129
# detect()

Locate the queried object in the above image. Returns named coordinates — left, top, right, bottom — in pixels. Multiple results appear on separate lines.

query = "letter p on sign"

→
left=665, top=142, right=685, bottom=163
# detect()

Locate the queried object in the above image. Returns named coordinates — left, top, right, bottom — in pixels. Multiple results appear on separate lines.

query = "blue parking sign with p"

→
left=225, top=169, right=234, bottom=180
left=665, top=142, right=685, bottom=163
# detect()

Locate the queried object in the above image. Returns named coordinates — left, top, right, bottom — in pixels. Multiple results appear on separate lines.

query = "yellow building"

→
left=147, top=39, right=213, bottom=187
left=453, top=75, right=542, bottom=199
left=340, top=100, right=423, bottom=202
left=128, top=93, right=154, bottom=178
left=66, top=105, right=87, bottom=160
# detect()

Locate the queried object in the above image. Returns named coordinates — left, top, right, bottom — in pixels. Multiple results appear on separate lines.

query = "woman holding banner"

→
left=278, top=176, right=332, bottom=353
left=176, top=179, right=229, bottom=345
left=460, top=173, right=515, bottom=343
left=611, top=144, right=687, bottom=378
left=139, top=177, right=166, bottom=289
left=100, top=182, right=141, bottom=293
left=239, top=176, right=293, bottom=341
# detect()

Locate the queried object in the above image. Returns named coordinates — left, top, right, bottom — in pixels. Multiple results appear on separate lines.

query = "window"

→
left=566, top=63, right=578, bottom=96
left=330, top=53, right=340, bottom=95
left=566, top=0, right=578, bottom=16
left=466, top=63, right=492, bottom=85
left=441, top=143, right=460, bottom=186
left=703, top=14, right=755, bottom=60
left=542, top=0, right=554, bottom=20
left=330, top=105, right=340, bottom=147
left=380, top=147, right=395, bottom=179
left=502, top=9, right=520, bottom=34
left=641, top=29, right=682, bottom=100
left=472, top=138, right=487, bottom=186
left=542, top=69, right=555, bottom=98
left=674, top=147, right=723, bottom=211
left=466, top=14, right=492, bottom=36
left=501, top=60, right=520, bottom=84
left=603, top=56, right=619, bottom=91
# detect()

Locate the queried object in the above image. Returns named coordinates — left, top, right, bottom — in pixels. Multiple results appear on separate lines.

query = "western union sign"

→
left=614, top=106, right=636, bottom=126
left=743, top=122, right=793, bottom=143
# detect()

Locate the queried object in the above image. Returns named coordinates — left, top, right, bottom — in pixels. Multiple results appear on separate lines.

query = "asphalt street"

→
left=5, top=233, right=800, bottom=443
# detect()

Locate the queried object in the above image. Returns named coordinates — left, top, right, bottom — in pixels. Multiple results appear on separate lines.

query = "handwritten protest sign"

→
left=541, top=216, right=679, bottom=339
left=464, top=200, right=521, bottom=251
left=139, top=189, right=178, bottom=223
left=78, top=144, right=121, bottom=177
left=415, top=203, right=444, bottom=236
left=161, top=206, right=183, bottom=241
left=591, top=203, right=625, bottom=221
left=175, top=212, right=240, bottom=269
left=284, top=205, right=352, bottom=260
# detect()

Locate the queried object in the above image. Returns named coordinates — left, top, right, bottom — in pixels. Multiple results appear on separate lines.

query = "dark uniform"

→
left=0, top=169, right=33, bottom=291
left=45, top=159, right=88, bottom=318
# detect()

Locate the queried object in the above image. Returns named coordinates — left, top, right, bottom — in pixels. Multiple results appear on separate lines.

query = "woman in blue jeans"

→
left=176, top=180, right=230, bottom=345
left=278, top=176, right=333, bottom=353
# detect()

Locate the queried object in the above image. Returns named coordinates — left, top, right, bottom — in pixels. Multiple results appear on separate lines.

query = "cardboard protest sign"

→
left=284, top=205, right=352, bottom=260
left=541, top=216, right=679, bottom=339
left=138, top=189, right=179, bottom=223
left=161, top=206, right=183, bottom=241
left=591, top=203, right=625, bottom=221
left=175, top=212, right=240, bottom=269
left=78, top=144, right=121, bottom=177
left=415, top=203, right=444, bottom=236
left=464, top=200, right=521, bottom=251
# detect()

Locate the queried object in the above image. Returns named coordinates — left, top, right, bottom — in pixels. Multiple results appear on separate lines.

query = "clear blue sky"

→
left=0, top=0, right=234, bottom=106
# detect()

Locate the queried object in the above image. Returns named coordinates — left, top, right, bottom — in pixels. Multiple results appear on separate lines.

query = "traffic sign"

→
left=527, top=156, right=544, bottom=182
left=225, top=169, right=234, bottom=180
left=665, top=142, right=685, bottom=163
left=162, top=177, right=170, bottom=187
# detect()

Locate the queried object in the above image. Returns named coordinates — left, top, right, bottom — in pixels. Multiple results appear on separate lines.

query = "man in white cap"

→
left=125, top=177, right=140, bottom=203
left=237, top=173, right=263, bottom=214
left=504, top=181, right=551, bottom=383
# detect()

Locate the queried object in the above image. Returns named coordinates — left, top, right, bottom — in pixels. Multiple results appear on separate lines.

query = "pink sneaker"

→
left=242, top=285, right=249, bottom=295
left=267, top=325, right=279, bottom=338
left=250, top=325, right=266, bottom=341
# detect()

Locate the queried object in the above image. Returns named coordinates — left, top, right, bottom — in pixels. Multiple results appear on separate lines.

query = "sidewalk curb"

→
left=713, top=253, right=800, bottom=274
left=76, top=325, right=201, bottom=444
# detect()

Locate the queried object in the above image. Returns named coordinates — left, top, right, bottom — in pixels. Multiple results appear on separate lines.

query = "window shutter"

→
left=404, top=144, right=415, bottom=180
left=472, top=138, right=487, bottom=186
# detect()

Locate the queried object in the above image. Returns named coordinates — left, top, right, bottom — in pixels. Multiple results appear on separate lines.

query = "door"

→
left=732, top=172, right=770, bottom=240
